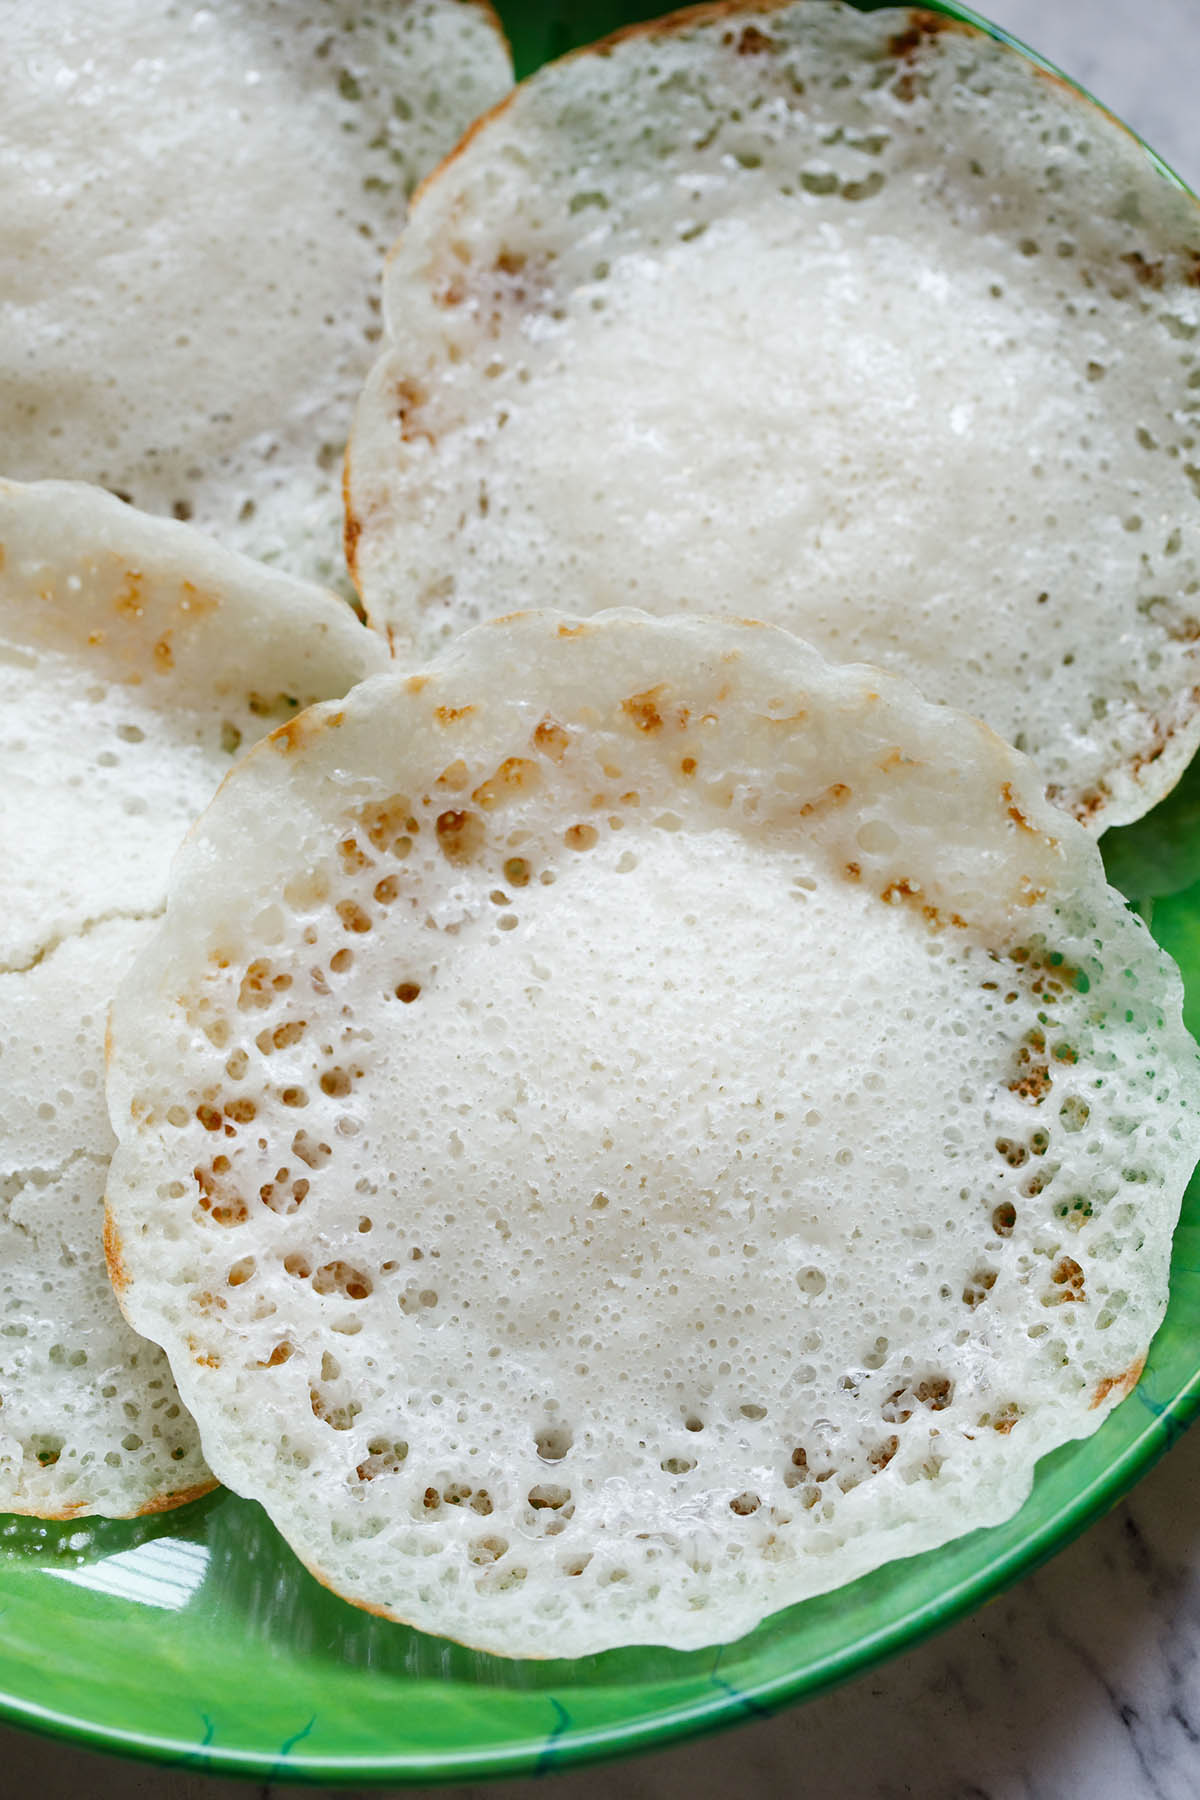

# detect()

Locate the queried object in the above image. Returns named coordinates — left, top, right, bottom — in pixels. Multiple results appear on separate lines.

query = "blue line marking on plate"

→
left=1134, top=1383, right=1195, bottom=1453
left=261, top=1712, right=318, bottom=1785
left=535, top=1697, right=572, bottom=1775
left=278, top=1715, right=317, bottom=1759
left=710, top=1645, right=773, bottom=1721
left=186, top=1713, right=217, bottom=1769
left=709, top=1674, right=774, bottom=1721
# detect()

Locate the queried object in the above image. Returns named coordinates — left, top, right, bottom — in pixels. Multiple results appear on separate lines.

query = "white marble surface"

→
left=990, top=0, right=1198, bottom=189
left=5, top=1, right=1198, bottom=1796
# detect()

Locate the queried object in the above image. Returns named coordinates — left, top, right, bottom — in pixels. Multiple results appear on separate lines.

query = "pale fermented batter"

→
left=2, top=1, right=512, bottom=584
left=0, top=479, right=387, bottom=1514
left=347, top=1, right=1200, bottom=827
left=105, top=612, right=1199, bottom=1651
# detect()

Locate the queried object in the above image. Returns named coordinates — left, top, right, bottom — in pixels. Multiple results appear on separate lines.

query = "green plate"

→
left=6, top=1, right=1199, bottom=1786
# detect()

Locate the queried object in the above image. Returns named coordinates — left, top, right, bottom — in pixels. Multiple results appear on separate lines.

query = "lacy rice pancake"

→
left=0, top=479, right=387, bottom=1515
left=347, top=0, right=1200, bottom=828
left=2, top=0, right=512, bottom=586
left=104, top=612, right=1200, bottom=1653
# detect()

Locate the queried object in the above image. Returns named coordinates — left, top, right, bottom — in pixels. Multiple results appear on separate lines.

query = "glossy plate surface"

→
left=5, top=0, right=1199, bottom=1784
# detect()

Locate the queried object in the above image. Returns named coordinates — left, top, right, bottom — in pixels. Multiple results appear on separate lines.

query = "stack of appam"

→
left=0, top=0, right=503, bottom=1512
left=0, top=479, right=387, bottom=1516
left=6, top=0, right=1200, bottom=1662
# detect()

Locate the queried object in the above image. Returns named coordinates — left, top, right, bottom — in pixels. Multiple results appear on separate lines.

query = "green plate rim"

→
left=4, top=0, right=1199, bottom=1786
left=0, top=1366, right=1196, bottom=1788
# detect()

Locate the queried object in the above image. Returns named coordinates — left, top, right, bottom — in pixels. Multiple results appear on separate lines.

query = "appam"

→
left=347, top=0, right=1200, bottom=828
left=0, top=478, right=388, bottom=1516
left=104, top=611, right=1200, bottom=1654
left=2, top=0, right=512, bottom=587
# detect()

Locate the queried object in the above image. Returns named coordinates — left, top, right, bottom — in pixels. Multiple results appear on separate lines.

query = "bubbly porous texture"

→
left=347, top=0, right=1200, bottom=828
left=0, top=479, right=387, bottom=1514
left=2, top=0, right=512, bottom=585
left=0, top=922, right=208, bottom=1515
left=105, top=611, right=1200, bottom=1653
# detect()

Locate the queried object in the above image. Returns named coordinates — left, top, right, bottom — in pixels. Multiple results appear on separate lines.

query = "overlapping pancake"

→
left=0, top=479, right=387, bottom=1514
left=2, top=0, right=513, bottom=585
left=346, top=0, right=1200, bottom=827
left=104, top=611, right=1199, bottom=1650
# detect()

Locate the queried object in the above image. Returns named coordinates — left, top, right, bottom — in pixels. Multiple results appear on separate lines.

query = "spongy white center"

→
left=431, top=215, right=1172, bottom=801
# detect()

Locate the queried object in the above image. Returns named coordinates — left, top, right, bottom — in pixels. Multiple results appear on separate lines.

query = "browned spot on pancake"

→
left=270, top=708, right=343, bottom=755
left=103, top=1209, right=129, bottom=1295
left=799, top=782, right=851, bottom=817
left=435, top=758, right=470, bottom=792
left=434, top=704, right=475, bottom=725
left=30, top=1499, right=89, bottom=1522
left=1064, top=783, right=1107, bottom=823
left=473, top=758, right=541, bottom=808
left=395, top=376, right=434, bottom=444
left=134, top=1477, right=219, bottom=1517
left=114, top=570, right=145, bottom=619
left=889, top=8, right=955, bottom=57
left=731, top=22, right=774, bottom=53
left=434, top=271, right=466, bottom=308
left=359, top=793, right=418, bottom=854
left=1123, top=690, right=1200, bottom=787
left=532, top=717, right=570, bottom=761
left=436, top=808, right=485, bottom=863
left=1121, top=250, right=1165, bottom=290
left=193, top=1162, right=250, bottom=1228
left=1010, top=1028, right=1052, bottom=1104
left=406, top=673, right=431, bottom=695
left=1001, top=781, right=1035, bottom=831
left=1050, top=1260, right=1086, bottom=1303
left=343, top=492, right=362, bottom=585
left=623, top=687, right=667, bottom=732
left=556, top=622, right=590, bottom=638
left=1091, top=1355, right=1147, bottom=1409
